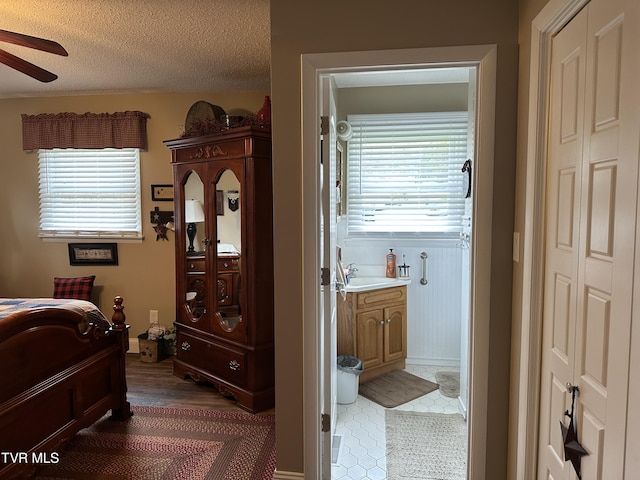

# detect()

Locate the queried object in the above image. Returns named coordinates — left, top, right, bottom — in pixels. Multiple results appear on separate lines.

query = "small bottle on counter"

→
left=386, top=248, right=397, bottom=278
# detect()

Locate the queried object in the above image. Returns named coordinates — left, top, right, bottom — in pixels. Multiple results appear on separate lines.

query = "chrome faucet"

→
left=346, top=263, right=358, bottom=278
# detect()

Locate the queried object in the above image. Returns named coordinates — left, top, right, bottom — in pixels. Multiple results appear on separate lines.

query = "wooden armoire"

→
left=164, top=126, right=274, bottom=413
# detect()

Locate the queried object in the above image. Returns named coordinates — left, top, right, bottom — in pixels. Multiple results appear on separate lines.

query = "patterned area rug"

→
left=34, top=406, right=276, bottom=480
left=359, top=370, right=439, bottom=408
left=386, top=410, right=467, bottom=479
left=436, top=371, right=460, bottom=398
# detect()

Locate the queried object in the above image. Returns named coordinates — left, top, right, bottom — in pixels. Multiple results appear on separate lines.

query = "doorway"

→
left=301, top=45, right=497, bottom=480
left=331, top=77, right=473, bottom=479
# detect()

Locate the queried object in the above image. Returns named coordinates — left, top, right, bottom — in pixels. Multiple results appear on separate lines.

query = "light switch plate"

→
left=513, top=232, right=520, bottom=263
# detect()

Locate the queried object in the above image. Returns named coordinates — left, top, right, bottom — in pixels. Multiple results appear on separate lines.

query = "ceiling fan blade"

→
left=0, top=49, right=58, bottom=82
left=0, top=29, right=68, bottom=56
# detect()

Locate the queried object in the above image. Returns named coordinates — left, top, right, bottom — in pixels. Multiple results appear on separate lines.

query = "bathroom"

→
left=330, top=67, right=474, bottom=478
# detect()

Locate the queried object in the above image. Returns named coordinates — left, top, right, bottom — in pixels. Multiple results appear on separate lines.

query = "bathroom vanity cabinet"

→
left=164, top=126, right=274, bottom=413
left=337, top=285, right=407, bottom=382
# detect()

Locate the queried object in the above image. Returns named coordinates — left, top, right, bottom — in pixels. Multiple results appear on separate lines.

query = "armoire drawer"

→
left=206, top=341, right=248, bottom=388
left=176, top=329, right=248, bottom=388
left=186, top=257, right=205, bottom=273
left=217, top=257, right=239, bottom=272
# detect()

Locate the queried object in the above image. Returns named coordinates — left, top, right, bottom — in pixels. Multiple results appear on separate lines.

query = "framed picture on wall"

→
left=151, top=184, right=174, bottom=201
left=68, top=243, right=119, bottom=266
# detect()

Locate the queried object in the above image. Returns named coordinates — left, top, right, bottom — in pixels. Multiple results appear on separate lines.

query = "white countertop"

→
left=345, top=275, right=411, bottom=292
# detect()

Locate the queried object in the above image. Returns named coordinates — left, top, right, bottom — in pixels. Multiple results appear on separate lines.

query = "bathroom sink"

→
left=345, top=276, right=410, bottom=292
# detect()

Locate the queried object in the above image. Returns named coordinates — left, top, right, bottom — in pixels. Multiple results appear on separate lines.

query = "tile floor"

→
left=331, top=364, right=466, bottom=480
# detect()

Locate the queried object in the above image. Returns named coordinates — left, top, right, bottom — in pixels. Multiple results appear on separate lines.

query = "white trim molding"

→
left=514, top=1, right=590, bottom=479
left=302, top=44, right=497, bottom=480
left=273, top=470, right=305, bottom=480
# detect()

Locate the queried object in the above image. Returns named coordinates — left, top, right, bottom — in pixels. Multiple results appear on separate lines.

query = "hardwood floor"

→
left=125, top=354, right=275, bottom=415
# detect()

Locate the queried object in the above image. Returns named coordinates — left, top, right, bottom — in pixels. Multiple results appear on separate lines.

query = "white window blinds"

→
left=346, top=112, right=468, bottom=234
left=38, top=148, right=142, bottom=238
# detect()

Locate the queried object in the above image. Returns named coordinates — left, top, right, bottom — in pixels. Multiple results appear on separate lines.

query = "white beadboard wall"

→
left=341, top=235, right=464, bottom=366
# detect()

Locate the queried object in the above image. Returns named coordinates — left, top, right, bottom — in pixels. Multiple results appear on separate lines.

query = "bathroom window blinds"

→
left=346, top=112, right=468, bottom=234
left=38, top=148, right=142, bottom=239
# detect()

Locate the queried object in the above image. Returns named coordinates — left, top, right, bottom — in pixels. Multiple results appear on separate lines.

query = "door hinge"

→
left=321, top=267, right=330, bottom=286
left=320, top=116, right=329, bottom=136
left=321, top=413, right=331, bottom=432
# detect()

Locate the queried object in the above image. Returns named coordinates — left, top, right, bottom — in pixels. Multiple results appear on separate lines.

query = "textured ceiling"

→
left=0, top=0, right=271, bottom=98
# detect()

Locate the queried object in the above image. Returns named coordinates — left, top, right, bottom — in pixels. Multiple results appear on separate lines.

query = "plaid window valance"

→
left=22, top=111, right=150, bottom=150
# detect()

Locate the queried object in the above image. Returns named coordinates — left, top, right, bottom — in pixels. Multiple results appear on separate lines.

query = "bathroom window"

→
left=37, top=148, right=142, bottom=239
left=346, top=112, right=468, bottom=235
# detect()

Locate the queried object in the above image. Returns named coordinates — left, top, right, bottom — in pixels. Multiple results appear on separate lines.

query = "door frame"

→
left=514, top=0, right=590, bottom=479
left=301, top=44, right=497, bottom=479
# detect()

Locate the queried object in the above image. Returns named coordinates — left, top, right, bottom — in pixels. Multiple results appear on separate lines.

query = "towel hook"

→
left=420, top=251, right=428, bottom=285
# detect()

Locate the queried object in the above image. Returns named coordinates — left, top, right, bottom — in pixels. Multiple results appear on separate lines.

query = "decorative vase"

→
left=256, top=95, right=271, bottom=125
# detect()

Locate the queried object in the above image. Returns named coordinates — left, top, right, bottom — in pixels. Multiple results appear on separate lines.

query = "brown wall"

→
left=270, top=0, right=519, bottom=477
left=0, top=91, right=268, bottom=338
left=509, top=0, right=559, bottom=477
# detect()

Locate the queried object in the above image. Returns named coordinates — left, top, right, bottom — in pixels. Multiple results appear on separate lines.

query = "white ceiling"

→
left=0, top=0, right=271, bottom=98
left=0, top=1, right=471, bottom=99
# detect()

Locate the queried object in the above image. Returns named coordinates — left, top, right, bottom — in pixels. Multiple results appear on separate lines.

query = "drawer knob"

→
left=189, top=263, right=195, bottom=269
left=379, top=320, right=384, bottom=326
left=229, top=360, right=240, bottom=371
left=181, top=341, right=191, bottom=351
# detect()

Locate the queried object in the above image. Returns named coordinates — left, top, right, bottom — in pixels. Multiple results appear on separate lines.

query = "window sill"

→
left=40, top=235, right=144, bottom=244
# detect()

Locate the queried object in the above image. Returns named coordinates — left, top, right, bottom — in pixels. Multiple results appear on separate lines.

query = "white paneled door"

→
left=538, top=0, right=640, bottom=478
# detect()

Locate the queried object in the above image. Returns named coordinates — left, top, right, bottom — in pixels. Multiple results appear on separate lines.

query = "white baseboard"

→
left=406, top=356, right=461, bottom=367
left=273, top=470, right=305, bottom=480
left=128, top=337, right=139, bottom=354
left=458, top=396, right=467, bottom=419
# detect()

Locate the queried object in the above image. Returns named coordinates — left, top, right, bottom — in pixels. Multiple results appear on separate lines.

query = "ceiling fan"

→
left=0, top=29, right=68, bottom=82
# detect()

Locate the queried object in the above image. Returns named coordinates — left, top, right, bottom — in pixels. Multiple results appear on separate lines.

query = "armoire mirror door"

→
left=212, top=166, right=246, bottom=343
left=182, top=169, right=208, bottom=329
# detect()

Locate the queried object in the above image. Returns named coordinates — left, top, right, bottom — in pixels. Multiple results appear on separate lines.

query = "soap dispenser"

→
left=386, top=248, right=397, bottom=278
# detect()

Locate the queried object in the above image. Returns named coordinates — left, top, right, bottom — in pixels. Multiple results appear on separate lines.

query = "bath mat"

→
left=436, top=371, right=460, bottom=398
left=359, top=370, right=438, bottom=408
left=386, top=410, right=467, bottom=479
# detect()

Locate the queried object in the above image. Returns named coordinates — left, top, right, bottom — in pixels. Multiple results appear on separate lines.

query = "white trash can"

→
left=336, top=355, right=363, bottom=404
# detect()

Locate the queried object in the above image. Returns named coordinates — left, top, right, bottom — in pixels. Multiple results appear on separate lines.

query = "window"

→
left=346, top=112, right=468, bottom=235
left=38, top=148, right=142, bottom=239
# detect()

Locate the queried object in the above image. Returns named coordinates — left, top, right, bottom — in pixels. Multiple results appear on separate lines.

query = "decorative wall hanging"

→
left=150, top=207, right=174, bottom=241
left=462, top=159, right=472, bottom=198
left=560, top=384, right=588, bottom=479
left=227, top=190, right=239, bottom=212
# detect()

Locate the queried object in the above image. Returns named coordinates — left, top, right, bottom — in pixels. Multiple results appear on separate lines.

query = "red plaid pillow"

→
left=53, top=276, right=96, bottom=301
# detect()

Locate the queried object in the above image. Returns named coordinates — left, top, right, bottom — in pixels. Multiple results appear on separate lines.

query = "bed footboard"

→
left=0, top=296, right=131, bottom=479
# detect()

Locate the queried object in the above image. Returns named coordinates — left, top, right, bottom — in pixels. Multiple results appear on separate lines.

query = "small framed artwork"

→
left=216, top=190, right=224, bottom=216
left=151, top=184, right=174, bottom=201
left=68, top=243, right=119, bottom=266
